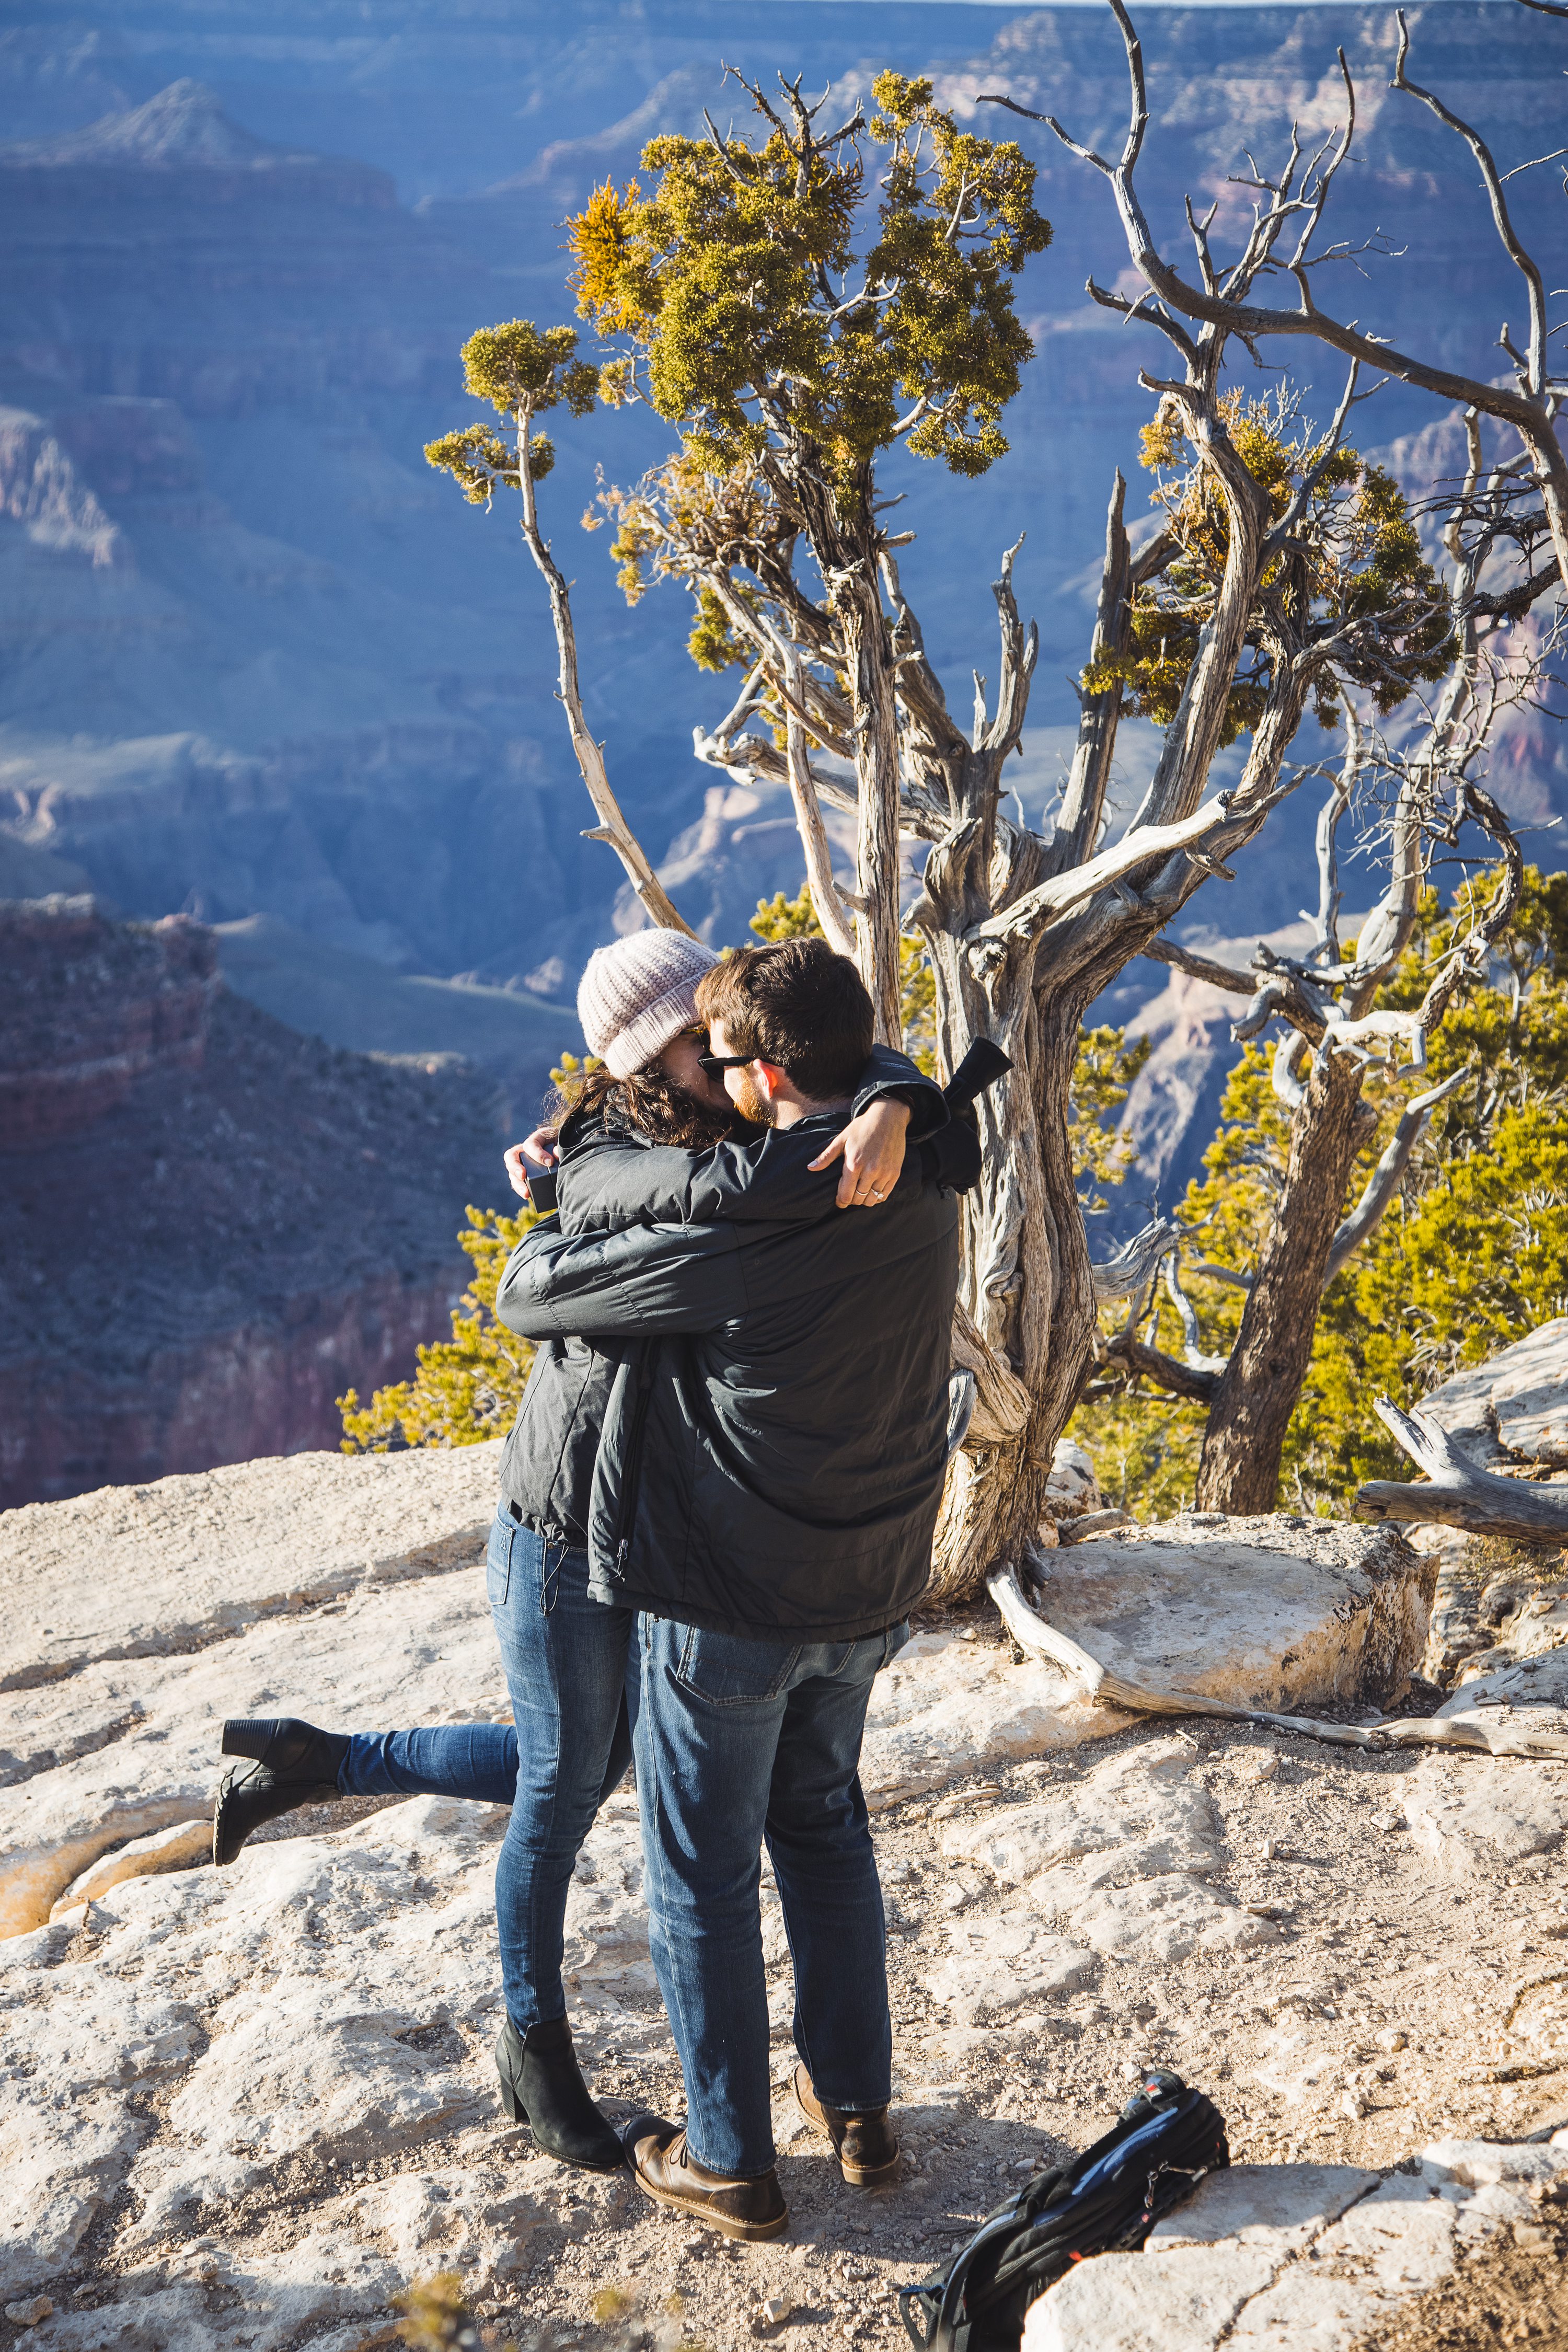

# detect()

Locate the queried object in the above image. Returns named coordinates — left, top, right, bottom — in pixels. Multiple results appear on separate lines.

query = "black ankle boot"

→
left=494, top=2015, right=625, bottom=2172
left=213, top=1717, right=351, bottom=1867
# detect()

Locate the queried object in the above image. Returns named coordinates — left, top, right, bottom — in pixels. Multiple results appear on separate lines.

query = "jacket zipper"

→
left=614, top=1342, right=655, bottom=1569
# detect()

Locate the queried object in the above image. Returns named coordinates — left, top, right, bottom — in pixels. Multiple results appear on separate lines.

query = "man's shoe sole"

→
left=626, top=2129, right=788, bottom=2242
left=791, top=2074, right=900, bottom=2187
left=630, top=2169, right=789, bottom=2241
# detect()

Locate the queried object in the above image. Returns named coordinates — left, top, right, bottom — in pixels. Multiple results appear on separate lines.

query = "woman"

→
left=209, top=930, right=937, bottom=2174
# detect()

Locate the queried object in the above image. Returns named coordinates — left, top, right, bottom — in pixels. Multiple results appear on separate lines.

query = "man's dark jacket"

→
left=494, top=1080, right=962, bottom=1644
left=494, top=1047, right=943, bottom=1553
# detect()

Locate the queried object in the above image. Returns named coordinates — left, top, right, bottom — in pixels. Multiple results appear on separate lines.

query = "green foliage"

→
left=566, top=76, right=1050, bottom=483
left=1083, top=391, right=1454, bottom=742
left=1072, top=1026, right=1152, bottom=1210
left=423, top=319, right=600, bottom=501
left=1073, top=870, right=1568, bottom=1517
left=339, top=1202, right=538, bottom=1452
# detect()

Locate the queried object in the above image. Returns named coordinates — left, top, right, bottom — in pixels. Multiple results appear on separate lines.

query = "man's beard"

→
left=731, top=1068, right=777, bottom=1128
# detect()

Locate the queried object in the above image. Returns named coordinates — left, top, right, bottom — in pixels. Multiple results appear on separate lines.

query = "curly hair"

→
left=552, top=1060, right=735, bottom=1150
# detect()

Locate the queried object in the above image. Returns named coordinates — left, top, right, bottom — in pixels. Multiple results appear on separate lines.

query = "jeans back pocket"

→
left=672, top=1625, right=802, bottom=1706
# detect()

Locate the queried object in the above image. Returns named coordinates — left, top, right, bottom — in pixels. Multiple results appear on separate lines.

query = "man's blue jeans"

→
left=338, top=1513, right=632, bottom=2035
left=632, top=1613, right=907, bottom=2180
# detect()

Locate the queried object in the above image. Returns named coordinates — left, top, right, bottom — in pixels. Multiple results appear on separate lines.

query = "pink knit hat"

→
left=577, top=929, right=721, bottom=1080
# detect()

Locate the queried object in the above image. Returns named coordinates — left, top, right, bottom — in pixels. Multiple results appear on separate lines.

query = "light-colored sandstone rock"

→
left=933, top=1739, right=1279, bottom=1974
left=1147, top=2162, right=1378, bottom=2249
left=1420, top=1317, right=1568, bottom=1470
left=1024, top=2142, right=1568, bottom=2352
left=926, top=1919, right=1096, bottom=2025
left=859, top=1631, right=1132, bottom=1810
left=1440, top=1649, right=1568, bottom=1710
left=940, top=1739, right=1219, bottom=1885
left=1031, top=1515, right=1431, bottom=1712
left=1024, top=2242, right=1281, bottom=2352
left=0, top=1440, right=502, bottom=1691
left=0, top=1563, right=510, bottom=1938
left=0, top=1788, right=636, bottom=2304
left=1400, top=1754, right=1568, bottom=1878
left=50, top=1816, right=211, bottom=1917
left=1066, top=1873, right=1279, bottom=1965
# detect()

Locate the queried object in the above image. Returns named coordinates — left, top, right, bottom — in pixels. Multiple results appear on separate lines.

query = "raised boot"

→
left=213, top=1717, right=350, bottom=1867
left=792, top=2063, right=900, bottom=2185
left=625, top=2114, right=788, bottom=2241
left=494, top=2016, right=625, bottom=2173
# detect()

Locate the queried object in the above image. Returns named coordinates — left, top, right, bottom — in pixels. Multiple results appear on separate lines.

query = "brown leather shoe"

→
left=792, top=2064, right=900, bottom=2186
left=626, top=2115, right=788, bottom=2241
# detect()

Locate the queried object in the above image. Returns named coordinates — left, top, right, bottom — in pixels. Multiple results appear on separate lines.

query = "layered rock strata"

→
left=0, top=929, right=505, bottom=1507
left=0, top=894, right=216, bottom=1149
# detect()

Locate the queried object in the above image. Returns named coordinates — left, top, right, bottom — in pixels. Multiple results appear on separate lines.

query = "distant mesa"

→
left=2, top=79, right=324, bottom=172
left=0, top=79, right=395, bottom=211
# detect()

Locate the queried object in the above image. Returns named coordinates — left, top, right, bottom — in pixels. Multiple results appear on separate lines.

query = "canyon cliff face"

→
left=0, top=10, right=1559, bottom=1005
left=0, top=0, right=1560, bottom=1408
left=1, top=895, right=216, bottom=1148
left=0, top=897, right=506, bottom=1509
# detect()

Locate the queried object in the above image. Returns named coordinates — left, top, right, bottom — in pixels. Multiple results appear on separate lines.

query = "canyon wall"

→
left=0, top=900, right=507, bottom=1509
left=0, top=894, right=216, bottom=1149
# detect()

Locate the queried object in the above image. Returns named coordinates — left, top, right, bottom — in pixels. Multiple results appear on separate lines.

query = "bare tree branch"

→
left=782, top=643, right=858, bottom=958
left=985, top=0, right=1568, bottom=594
left=1099, top=1329, right=1221, bottom=1402
left=969, top=795, right=1234, bottom=948
left=1356, top=1396, right=1568, bottom=1542
left=1089, top=1215, right=1180, bottom=1304
left=512, top=413, right=694, bottom=935
left=1323, top=1065, right=1468, bottom=1283
left=1142, top=937, right=1257, bottom=994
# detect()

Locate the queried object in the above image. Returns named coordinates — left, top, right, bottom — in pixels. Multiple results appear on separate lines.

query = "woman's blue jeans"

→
left=338, top=1512, right=633, bottom=2035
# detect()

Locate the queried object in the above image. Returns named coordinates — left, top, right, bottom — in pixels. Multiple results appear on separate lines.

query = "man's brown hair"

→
left=695, top=938, right=874, bottom=1102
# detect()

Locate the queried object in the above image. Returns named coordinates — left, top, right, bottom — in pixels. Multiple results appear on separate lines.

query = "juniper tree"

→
left=426, top=9, right=1560, bottom=1596
left=1105, top=409, right=1560, bottom=1513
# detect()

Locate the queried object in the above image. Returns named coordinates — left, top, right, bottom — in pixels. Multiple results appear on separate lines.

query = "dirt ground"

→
left=1352, top=2212, right=1568, bottom=2351
left=383, top=1602, right=1568, bottom=2352
left=19, top=1550, right=1568, bottom=2352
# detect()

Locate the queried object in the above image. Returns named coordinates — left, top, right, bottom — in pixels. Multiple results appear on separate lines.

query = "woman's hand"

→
left=504, top=1126, right=560, bottom=1201
left=808, top=1096, right=910, bottom=1208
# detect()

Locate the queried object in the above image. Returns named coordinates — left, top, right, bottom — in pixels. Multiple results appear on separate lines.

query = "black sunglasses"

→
left=696, top=1050, right=755, bottom=1078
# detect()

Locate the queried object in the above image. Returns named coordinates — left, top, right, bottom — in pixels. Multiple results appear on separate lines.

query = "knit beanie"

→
left=577, top=929, right=721, bottom=1080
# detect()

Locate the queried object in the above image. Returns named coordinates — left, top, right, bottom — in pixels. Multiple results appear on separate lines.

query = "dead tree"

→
left=984, top=0, right=1568, bottom=609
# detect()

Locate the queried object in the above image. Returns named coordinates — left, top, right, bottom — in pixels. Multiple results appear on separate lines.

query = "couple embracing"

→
left=212, top=930, right=975, bottom=2242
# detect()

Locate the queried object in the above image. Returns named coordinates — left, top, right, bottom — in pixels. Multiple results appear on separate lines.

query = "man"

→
left=497, top=939, right=964, bottom=2240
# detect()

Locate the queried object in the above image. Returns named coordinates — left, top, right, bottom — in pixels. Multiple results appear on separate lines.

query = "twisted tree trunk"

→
left=1195, top=1046, right=1372, bottom=1512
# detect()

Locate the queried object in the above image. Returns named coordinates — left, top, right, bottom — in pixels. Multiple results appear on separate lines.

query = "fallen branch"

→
left=1355, top=1397, right=1568, bottom=1544
left=986, top=1563, right=1568, bottom=1760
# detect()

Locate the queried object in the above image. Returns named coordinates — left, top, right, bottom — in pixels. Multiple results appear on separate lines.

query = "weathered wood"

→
left=513, top=415, right=694, bottom=937
left=1355, top=1397, right=1568, bottom=1544
left=781, top=645, right=858, bottom=961
left=1195, top=1036, right=1370, bottom=1512
left=1089, top=1218, right=1178, bottom=1306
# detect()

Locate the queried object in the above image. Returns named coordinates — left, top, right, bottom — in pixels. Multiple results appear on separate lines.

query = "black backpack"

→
left=896, top=2070, right=1229, bottom=2352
